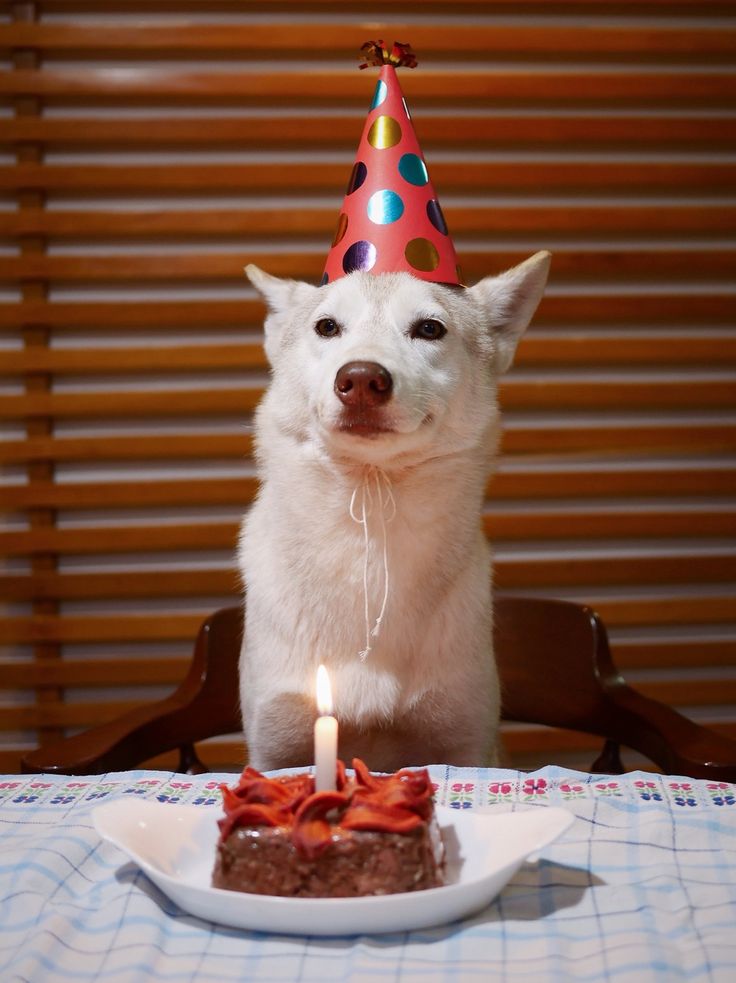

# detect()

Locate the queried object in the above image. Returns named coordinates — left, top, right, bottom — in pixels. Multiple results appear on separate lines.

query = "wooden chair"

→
left=21, top=596, right=736, bottom=780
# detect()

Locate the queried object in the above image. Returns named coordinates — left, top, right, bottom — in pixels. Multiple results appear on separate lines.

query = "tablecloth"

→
left=1, top=766, right=735, bottom=982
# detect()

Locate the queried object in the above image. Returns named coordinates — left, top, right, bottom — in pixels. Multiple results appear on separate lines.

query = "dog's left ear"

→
left=469, top=250, right=551, bottom=374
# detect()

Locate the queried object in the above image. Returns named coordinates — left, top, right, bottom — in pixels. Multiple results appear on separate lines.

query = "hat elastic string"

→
left=349, top=465, right=396, bottom=661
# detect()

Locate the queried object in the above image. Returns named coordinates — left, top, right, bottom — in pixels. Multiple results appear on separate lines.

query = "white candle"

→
left=314, top=664, right=338, bottom=792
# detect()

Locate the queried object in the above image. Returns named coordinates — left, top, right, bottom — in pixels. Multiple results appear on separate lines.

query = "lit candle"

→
left=314, top=664, right=338, bottom=792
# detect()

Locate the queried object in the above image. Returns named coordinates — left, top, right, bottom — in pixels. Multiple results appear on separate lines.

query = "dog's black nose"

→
left=334, top=361, right=393, bottom=407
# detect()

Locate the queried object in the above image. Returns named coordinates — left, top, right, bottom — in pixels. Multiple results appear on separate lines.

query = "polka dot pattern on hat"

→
left=346, top=161, right=367, bottom=196
left=367, top=115, right=402, bottom=150
left=367, top=189, right=405, bottom=225
left=323, top=58, right=461, bottom=286
left=343, top=240, right=377, bottom=274
left=405, top=237, right=440, bottom=272
left=426, top=199, right=448, bottom=236
left=398, top=153, right=428, bottom=187
left=332, top=213, right=349, bottom=246
left=370, top=80, right=388, bottom=110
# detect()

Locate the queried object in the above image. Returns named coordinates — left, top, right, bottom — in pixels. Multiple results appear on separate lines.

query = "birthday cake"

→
left=211, top=758, right=445, bottom=898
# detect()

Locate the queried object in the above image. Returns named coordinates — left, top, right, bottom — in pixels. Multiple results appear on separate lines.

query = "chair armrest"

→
left=22, top=690, right=206, bottom=776
left=22, top=607, right=244, bottom=776
left=605, top=679, right=736, bottom=782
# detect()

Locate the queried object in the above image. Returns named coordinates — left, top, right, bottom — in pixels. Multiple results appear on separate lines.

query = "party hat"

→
left=321, top=41, right=462, bottom=287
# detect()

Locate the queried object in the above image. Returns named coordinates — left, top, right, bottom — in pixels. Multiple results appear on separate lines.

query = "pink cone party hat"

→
left=322, top=41, right=462, bottom=287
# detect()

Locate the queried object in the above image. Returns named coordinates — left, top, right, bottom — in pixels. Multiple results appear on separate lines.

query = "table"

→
left=1, top=765, right=735, bottom=982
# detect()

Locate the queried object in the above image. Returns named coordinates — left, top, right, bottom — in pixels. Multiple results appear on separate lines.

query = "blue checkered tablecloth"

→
left=1, top=766, right=735, bottom=982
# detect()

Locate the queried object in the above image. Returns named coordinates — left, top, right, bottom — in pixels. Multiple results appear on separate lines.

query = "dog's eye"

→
left=315, top=318, right=341, bottom=338
left=411, top=319, right=446, bottom=341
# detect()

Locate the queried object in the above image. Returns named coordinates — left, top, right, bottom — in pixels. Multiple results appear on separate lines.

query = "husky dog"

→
left=238, top=251, right=551, bottom=771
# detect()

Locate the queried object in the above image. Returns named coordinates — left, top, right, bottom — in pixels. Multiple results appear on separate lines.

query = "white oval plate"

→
left=93, top=799, right=573, bottom=936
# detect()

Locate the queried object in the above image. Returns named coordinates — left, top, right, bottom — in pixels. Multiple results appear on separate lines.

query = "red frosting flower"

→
left=217, top=758, right=434, bottom=857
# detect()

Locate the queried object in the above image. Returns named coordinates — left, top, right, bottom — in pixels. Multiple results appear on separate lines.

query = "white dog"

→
left=238, top=251, right=551, bottom=772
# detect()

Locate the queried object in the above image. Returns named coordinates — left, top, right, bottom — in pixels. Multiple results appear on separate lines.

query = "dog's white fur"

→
left=238, top=252, right=551, bottom=771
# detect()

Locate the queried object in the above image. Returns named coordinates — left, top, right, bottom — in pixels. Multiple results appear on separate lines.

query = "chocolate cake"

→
left=211, top=758, right=444, bottom=898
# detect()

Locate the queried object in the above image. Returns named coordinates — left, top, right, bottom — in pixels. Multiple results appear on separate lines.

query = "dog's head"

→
left=247, top=251, right=551, bottom=468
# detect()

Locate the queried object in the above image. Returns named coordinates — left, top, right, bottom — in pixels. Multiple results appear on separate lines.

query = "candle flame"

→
left=316, top=664, right=333, bottom=716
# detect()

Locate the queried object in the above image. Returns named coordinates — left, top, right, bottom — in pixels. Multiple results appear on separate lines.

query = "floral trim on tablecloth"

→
left=0, top=775, right=223, bottom=808
left=2, top=769, right=734, bottom=810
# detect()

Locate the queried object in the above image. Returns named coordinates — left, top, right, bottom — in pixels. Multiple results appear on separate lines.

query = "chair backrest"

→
left=22, top=596, right=736, bottom=779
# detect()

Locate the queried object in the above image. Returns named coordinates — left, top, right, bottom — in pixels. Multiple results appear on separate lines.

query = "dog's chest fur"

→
left=240, top=444, right=491, bottom=718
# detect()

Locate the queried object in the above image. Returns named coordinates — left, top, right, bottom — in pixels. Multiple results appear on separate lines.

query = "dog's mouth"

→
left=333, top=411, right=434, bottom=440
left=336, top=416, right=395, bottom=438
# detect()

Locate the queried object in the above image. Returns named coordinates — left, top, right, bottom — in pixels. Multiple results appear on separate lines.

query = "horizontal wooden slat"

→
left=3, top=699, right=165, bottom=730
left=541, top=295, right=736, bottom=327
left=3, top=477, right=259, bottom=509
left=1, top=550, right=734, bottom=605
left=2, top=344, right=268, bottom=375
left=3, top=250, right=734, bottom=284
left=2, top=506, right=733, bottom=557
left=502, top=423, right=736, bottom=456
left=4, top=335, right=736, bottom=377
left=0, top=433, right=255, bottom=463
left=2, top=421, right=734, bottom=466
left=518, top=335, right=736, bottom=367
left=0, top=523, right=240, bottom=556
left=484, top=508, right=736, bottom=540
left=0, top=434, right=238, bottom=468
left=584, top=594, right=736, bottom=626
left=497, top=553, right=736, bottom=589
left=2, top=295, right=734, bottom=333
left=636, top=678, right=736, bottom=707
left=2, top=69, right=734, bottom=106
left=0, top=656, right=186, bottom=689
left=0, top=388, right=263, bottom=419
left=1, top=378, right=733, bottom=421
left=3, top=115, right=734, bottom=150
left=0, top=300, right=264, bottom=331
left=7, top=204, right=736, bottom=238
left=4, top=161, right=734, bottom=194
left=501, top=420, right=736, bottom=457
left=614, top=638, right=736, bottom=670
left=487, top=468, right=736, bottom=499
left=3, top=614, right=203, bottom=645
left=3, top=23, right=734, bottom=59
left=0, top=569, right=239, bottom=602
left=500, top=378, right=736, bottom=411
left=3, top=465, right=734, bottom=511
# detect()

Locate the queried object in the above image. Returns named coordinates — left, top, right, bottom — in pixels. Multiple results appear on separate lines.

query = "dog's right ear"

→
left=245, top=264, right=316, bottom=314
left=469, top=250, right=551, bottom=375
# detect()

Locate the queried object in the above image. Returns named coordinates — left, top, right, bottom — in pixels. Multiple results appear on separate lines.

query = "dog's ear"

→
left=469, top=250, right=551, bottom=374
left=245, top=264, right=317, bottom=314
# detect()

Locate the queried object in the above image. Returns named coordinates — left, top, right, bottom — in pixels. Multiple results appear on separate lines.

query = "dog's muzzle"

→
left=334, top=361, right=393, bottom=409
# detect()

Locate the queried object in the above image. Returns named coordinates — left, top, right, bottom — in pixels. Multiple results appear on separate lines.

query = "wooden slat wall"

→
left=1, top=0, right=735, bottom=774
